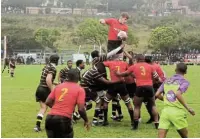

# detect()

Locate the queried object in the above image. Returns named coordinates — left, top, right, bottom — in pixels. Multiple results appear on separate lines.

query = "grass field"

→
left=1, top=65, right=200, bottom=138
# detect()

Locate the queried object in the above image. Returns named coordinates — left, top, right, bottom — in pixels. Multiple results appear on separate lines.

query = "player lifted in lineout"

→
left=34, top=54, right=59, bottom=132
left=100, top=12, right=129, bottom=59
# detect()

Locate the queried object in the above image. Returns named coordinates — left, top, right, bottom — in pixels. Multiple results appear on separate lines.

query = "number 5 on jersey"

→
left=58, top=88, right=68, bottom=102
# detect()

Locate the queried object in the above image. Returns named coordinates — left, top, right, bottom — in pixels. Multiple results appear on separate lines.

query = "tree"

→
left=149, top=26, right=179, bottom=58
left=126, top=28, right=139, bottom=48
left=76, top=19, right=107, bottom=47
left=34, top=28, right=61, bottom=50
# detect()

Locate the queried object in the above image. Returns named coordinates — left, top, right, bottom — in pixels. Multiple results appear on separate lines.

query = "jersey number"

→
left=58, top=88, right=68, bottom=102
left=116, top=66, right=120, bottom=72
left=140, top=66, right=146, bottom=76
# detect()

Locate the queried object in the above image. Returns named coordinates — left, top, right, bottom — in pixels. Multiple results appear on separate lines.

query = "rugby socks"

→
left=128, top=109, right=134, bottom=122
left=36, top=114, right=43, bottom=127
left=116, top=102, right=122, bottom=116
left=133, top=120, right=139, bottom=130
left=103, top=108, right=108, bottom=122
left=154, top=122, right=159, bottom=129
left=10, top=71, right=14, bottom=77
left=112, top=100, right=118, bottom=117
left=93, top=108, right=101, bottom=122
left=99, top=109, right=104, bottom=121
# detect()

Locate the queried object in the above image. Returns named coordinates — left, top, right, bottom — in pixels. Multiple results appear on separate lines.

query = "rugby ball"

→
left=117, top=31, right=128, bottom=41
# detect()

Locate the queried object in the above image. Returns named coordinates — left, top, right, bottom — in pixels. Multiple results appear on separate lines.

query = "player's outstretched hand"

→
left=120, top=44, right=126, bottom=49
left=188, top=108, right=195, bottom=116
left=84, top=121, right=90, bottom=131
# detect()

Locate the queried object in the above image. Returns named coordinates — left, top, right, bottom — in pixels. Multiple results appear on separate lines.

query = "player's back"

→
left=81, top=63, right=106, bottom=87
left=59, top=67, right=69, bottom=81
left=40, top=64, right=57, bottom=87
left=48, top=82, right=85, bottom=119
left=104, top=60, right=128, bottom=81
left=129, top=62, right=154, bottom=86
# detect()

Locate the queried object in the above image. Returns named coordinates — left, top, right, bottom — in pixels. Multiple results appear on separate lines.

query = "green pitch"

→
left=1, top=65, right=200, bottom=138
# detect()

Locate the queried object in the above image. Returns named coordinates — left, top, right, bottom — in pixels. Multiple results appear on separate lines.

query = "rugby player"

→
left=100, top=12, right=129, bottom=58
left=103, top=56, right=134, bottom=127
left=75, top=59, right=85, bottom=81
left=9, top=58, right=16, bottom=77
left=111, top=51, right=136, bottom=121
left=2, top=57, right=10, bottom=73
left=45, top=69, right=90, bottom=138
left=116, top=54, right=159, bottom=130
left=72, top=60, right=85, bottom=122
left=58, top=60, right=73, bottom=83
left=81, top=62, right=121, bottom=126
left=144, top=55, right=165, bottom=124
left=155, top=63, right=195, bottom=138
left=34, top=54, right=59, bottom=132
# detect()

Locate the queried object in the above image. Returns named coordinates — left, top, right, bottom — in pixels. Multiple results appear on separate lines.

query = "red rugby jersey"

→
left=152, top=63, right=166, bottom=82
left=48, top=82, right=85, bottom=119
left=128, top=62, right=157, bottom=86
left=105, top=18, right=128, bottom=40
left=125, top=65, right=135, bottom=84
left=104, top=60, right=128, bottom=82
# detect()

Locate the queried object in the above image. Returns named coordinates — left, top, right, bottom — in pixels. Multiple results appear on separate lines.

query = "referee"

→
left=45, top=69, right=90, bottom=138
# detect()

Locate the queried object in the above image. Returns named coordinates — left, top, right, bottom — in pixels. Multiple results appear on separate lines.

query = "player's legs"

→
left=148, top=97, right=159, bottom=129
left=177, top=128, right=188, bottom=138
left=2, top=64, right=7, bottom=73
left=92, top=96, right=102, bottom=126
left=158, top=129, right=168, bottom=138
left=34, top=86, right=50, bottom=131
left=103, top=92, right=113, bottom=126
left=10, top=68, right=14, bottom=77
left=111, top=95, right=123, bottom=121
left=118, top=83, right=134, bottom=126
left=146, top=83, right=162, bottom=124
left=143, top=86, right=159, bottom=128
left=34, top=101, right=48, bottom=131
left=121, top=94, right=134, bottom=126
left=133, top=95, right=143, bottom=130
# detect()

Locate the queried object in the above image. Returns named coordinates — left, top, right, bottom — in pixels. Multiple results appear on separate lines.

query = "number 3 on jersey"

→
left=116, top=66, right=120, bottom=72
left=140, top=66, right=146, bottom=76
left=58, top=88, right=68, bottom=102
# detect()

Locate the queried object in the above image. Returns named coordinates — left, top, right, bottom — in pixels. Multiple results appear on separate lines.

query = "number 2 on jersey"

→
left=140, top=66, right=146, bottom=76
left=116, top=66, right=120, bottom=72
left=58, top=88, right=68, bottom=102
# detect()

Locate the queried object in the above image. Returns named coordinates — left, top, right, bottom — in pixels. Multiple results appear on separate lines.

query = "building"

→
left=26, top=7, right=98, bottom=15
